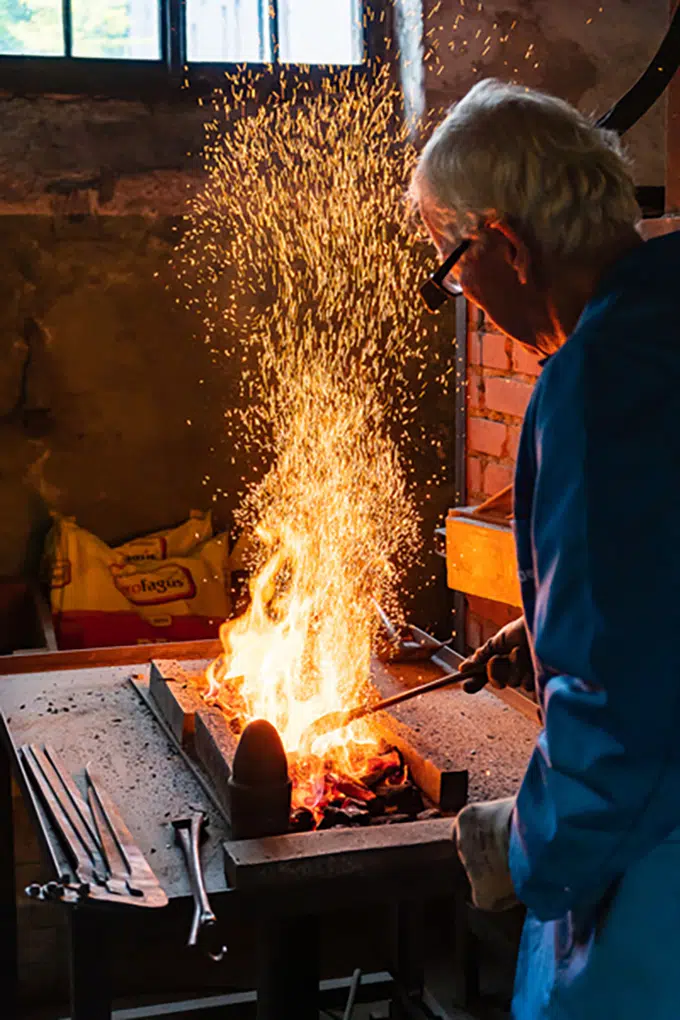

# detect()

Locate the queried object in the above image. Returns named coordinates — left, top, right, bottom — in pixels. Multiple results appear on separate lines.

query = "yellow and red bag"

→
left=45, top=512, right=232, bottom=649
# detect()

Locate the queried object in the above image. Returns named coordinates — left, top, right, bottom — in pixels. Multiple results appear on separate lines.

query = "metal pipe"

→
left=452, top=293, right=469, bottom=655
left=596, top=1, right=680, bottom=135
left=62, top=0, right=72, bottom=58
left=343, top=968, right=362, bottom=1020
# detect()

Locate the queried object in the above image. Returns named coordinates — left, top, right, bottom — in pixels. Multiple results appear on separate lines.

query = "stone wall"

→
left=0, top=86, right=458, bottom=639
left=0, top=214, right=243, bottom=579
left=423, top=0, right=671, bottom=186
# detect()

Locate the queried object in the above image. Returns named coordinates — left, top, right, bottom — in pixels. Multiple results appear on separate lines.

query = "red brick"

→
left=511, top=341, right=542, bottom=377
left=467, top=367, right=485, bottom=410
left=466, top=613, right=482, bottom=650
left=467, top=595, right=521, bottom=630
left=466, top=455, right=483, bottom=499
left=484, top=376, right=534, bottom=419
left=480, top=332, right=510, bottom=371
left=480, top=313, right=503, bottom=334
left=481, top=617, right=500, bottom=642
left=506, top=424, right=522, bottom=461
left=483, top=461, right=514, bottom=496
left=468, top=416, right=506, bottom=457
left=468, top=333, right=482, bottom=365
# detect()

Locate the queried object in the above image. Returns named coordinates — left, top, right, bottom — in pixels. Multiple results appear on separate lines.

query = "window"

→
left=0, top=0, right=369, bottom=89
left=187, top=0, right=364, bottom=65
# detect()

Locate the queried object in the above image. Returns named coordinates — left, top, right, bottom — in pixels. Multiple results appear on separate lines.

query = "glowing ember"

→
left=173, top=61, right=443, bottom=819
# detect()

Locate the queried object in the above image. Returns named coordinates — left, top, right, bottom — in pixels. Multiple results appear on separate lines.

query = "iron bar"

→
left=269, top=0, right=280, bottom=64
left=167, top=0, right=186, bottom=74
left=452, top=294, right=469, bottom=655
left=0, top=728, right=17, bottom=1019
left=596, top=0, right=680, bottom=136
left=62, top=0, right=72, bottom=58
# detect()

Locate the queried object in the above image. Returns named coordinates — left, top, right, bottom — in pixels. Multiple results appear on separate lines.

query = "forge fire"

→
left=172, top=67, right=448, bottom=826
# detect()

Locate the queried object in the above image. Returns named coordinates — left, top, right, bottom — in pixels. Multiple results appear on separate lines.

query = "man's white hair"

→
left=411, top=79, right=640, bottom=259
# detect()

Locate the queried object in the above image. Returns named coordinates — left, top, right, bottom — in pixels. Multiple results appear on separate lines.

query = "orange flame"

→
left=174, top=66, right=433, bottom=816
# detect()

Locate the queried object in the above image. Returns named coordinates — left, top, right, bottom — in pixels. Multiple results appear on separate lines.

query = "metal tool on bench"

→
left=374, top=599, right=452, bottom=663
left=172, top=811, right=226, bottom=962
left=299, top=661, right=486, bottom=751
left=21, top=743, right=167, bottom=908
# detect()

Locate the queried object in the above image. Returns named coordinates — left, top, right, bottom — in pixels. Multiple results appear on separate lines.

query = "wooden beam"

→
left=0, top=638, right=221, bottom=677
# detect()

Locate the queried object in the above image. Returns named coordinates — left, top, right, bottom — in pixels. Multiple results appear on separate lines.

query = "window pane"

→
left=279, top=0, right=363, bottom=65
left=187, top=0, right=270, bottom=63
left=0, top=0, right=63, bottom=56
left=71, top=0, right=160, bottom=59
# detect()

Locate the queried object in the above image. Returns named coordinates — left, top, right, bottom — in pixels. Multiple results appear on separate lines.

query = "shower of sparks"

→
left=172, top=63, right=443, bottom=808
left=424, top=0, right=606, bottom=87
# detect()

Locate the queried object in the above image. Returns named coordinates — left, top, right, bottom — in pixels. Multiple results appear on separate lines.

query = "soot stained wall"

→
left=423, top=0, right=670, bottom=187
left=0, top=97, right=265, bottom=587
left=0, top=93, right=456, bottom=637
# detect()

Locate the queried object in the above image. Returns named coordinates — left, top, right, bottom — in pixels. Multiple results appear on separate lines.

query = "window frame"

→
left=0, top=0, right=387, bottom=99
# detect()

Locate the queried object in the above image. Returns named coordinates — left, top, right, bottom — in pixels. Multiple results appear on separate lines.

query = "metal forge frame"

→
left=0, top=638, right=538, bottom=1020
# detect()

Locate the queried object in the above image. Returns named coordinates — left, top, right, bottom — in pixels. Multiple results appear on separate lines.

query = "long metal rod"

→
left=269, top=0, right=280, bottom=63
left=167, top=0, right=185, bottom=74
left=28, top=745, right=107, bottom=884
left=453, top=294, right=468, bottom=508
left=43, top=745, right=103, bottom=862
left=62, top=0, right=72, bottom=58
left=343, top=968, right=362, bottom=1020
left=355, top=665, right=481, bottom=718
left=0, top=728, right=17, bottom=1019
left=0, top=714, right=64, bottom=883
left=452, top=293, right=470, bottom=655
left=21, top=745, right=93, bottom=886
left=596, top=1, right=680, bottom=135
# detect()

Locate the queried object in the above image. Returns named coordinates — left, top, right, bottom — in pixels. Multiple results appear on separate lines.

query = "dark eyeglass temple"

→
left=419, top=238, right=472, bottom=313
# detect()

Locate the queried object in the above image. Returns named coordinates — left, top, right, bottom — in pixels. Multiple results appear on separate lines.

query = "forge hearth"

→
left=148, top=655, right=471, bottom=840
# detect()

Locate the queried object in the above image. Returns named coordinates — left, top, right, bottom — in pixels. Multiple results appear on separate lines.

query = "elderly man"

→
left=411, top=79, right=680, bottom=1018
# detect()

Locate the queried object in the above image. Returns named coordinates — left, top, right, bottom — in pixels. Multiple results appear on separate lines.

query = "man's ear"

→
left=488, top=220, right=531, bottom=285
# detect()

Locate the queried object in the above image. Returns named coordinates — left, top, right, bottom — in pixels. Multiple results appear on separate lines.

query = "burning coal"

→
left=173, top=64, right=444, bottom=820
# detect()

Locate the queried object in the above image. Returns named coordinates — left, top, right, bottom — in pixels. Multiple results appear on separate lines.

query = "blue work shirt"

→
left=508, top=230, right=680, bottom=1019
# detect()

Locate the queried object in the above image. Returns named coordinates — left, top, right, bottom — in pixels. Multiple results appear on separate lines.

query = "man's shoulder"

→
left=544, top=238, right=680, bottom=390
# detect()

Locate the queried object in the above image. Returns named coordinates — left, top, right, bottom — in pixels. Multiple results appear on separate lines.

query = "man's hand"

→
left=453, top=798, right=517, bottom=911
left=460, top=616, right=534, bottom=694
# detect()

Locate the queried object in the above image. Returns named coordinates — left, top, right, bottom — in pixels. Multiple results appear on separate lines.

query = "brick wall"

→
left=467, top=316, right=541, bottom=504
left=463, top=313, right=539, bottom=649
left=462, top=219, right=680, bottom=650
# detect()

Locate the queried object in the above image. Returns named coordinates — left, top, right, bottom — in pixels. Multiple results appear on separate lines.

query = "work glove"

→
left=460, top=615, right=534, bottom=694
left=453, top=798, right=517, bottom=911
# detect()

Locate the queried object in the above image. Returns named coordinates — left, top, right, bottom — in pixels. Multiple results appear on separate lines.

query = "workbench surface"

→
left=0, top=656, right=540, bottom=902
left=1, top=664, right=229, bottom=900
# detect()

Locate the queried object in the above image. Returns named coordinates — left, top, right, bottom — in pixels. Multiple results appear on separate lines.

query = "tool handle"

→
left=174, top=813, right=226, bottom=962
left=353, top=666, right=484, bottom=720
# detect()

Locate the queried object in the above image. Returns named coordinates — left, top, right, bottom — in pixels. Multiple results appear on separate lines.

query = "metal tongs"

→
left=172, top=811, right=226, bottom=962
left=299, top=662, right=486, bottom=752
left=374, top=599, right=452, bottom=663
left=21, top=743, right=167, bottom=908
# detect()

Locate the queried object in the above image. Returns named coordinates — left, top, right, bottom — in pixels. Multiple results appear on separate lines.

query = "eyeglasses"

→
left=419, top=238, right=472, bottom=312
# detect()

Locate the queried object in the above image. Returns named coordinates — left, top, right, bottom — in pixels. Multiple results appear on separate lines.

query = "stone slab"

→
left=149, top=658, right=210, bottom=751
left=223, top=817, right=458, bottom=891
left=0, top=664, right=230, bottom=899
left=192, top=706, right=240, bottom=819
